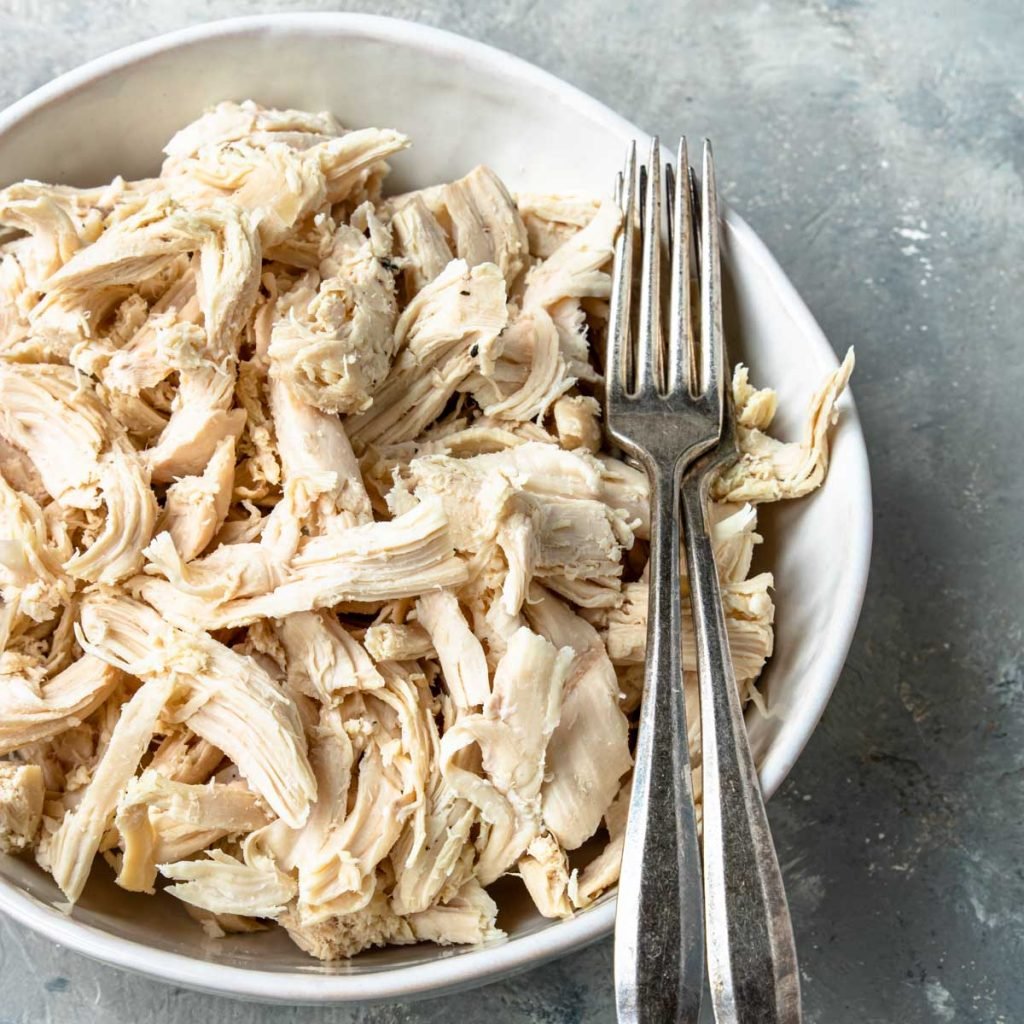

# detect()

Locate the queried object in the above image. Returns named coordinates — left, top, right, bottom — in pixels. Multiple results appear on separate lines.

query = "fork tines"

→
left=607, top=136, right=724, bottom=422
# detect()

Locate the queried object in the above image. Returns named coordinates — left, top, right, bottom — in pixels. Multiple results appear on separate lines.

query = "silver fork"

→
left=608, top=137, right=801, bottom=1024
left=680, top=148, right=802, bottom=1023
left=607, top=137, right=713, bottom=1024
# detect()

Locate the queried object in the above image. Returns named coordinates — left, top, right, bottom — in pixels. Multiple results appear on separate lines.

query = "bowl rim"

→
left=0, top=11, right=873, bottom=1004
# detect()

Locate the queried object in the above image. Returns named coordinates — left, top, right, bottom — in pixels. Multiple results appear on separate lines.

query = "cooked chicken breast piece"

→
left=517, top=192, right=602, bottom=259
left=294, top=738, right=405, bottom=922
left=569, top=776, right=630, bottom=908
left=347, top=260, right=508, bottom=449
left=269, top=215, right=398, bottom=415
left=280, top=888, right=415, bottom=960
left=138, top=380, right=353, bottom=613
left=0, top=655, right=121, bottom=757
left=233, top=358, right=281, bottom=500
left=269, top=374, right=371, bottom=526
left=44, top=201, right=257, bottom=326
left=0, top=475, right=71, bottom=626
left=148, top=729, right=223, bottom=785
left=401, top=444, right=634, bottom=614
left=252, top=661, right=436, bottom=927
left=45, top=674, right=174, bottom=903
left=713, top=350, right=855, bottom=503
left=162, top=101, right=344, bottom=164
left=710, top=502, right=762, bottom=583
left=552, top=394, right=603, bottom=453
left=0, top=433, right=49, bottom=504
left=440, top=626, right=572, bottom=884
left=405, top=878, right=502, bottom=946
left=0, top=188, right=82, bottom=292
left=158, top=435, right=236, bottom=561
left=275, top=611, right=384, bottom=703
left=0, top=363, right=159, bottom=586
left=146, top=389, right=247, bottom=486
left=116, top=770, right=270, bottom=893
left=519, top=831, right=574, bottom=918
left=417, top=589, right=490, bottom=709
left=362, top=622, right=435, bottom=663
left=319, top=128, right=411, bottom=206
left=102, top=269, right=202, bottom=396
left=524, top=586, right=632, bottom=851
left=137, top=496, right=467, bottom=629
left=442, top=166, right=529, bottom=290
left=62, top=203, right=262, bottom=484
left=77, top=591, right=315, bottom=829
left=0, top=762, right=45, bottom=854
left=159, top=845, right=297, bottom=919
left=63, top=446, right=158, bottom=585
left=522, top=198, right=620, bottom=311
left=481, top=308, right=573, bottom=421
left=389, top=716, right=477, bottom=916
left=0, top=363, right=109, bottom=509
left=391, top=195, right=452, bottom=298
left=167, top=114, right=407, bottom=218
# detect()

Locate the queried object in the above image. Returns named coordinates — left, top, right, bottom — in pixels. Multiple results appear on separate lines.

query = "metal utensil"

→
left=608, top=136, right=802, bottom=1023
left=681, top=143, right=802, bottom=1023
left=607, top=136, right=717, bottom=1024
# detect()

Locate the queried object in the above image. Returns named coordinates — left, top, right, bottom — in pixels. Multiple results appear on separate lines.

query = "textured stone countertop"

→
left=0, top=1, right=1021, bottom=1021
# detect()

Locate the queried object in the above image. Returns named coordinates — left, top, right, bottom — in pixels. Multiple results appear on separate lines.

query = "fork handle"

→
left=681, top=471, right=802, bottom=1023
left=615, top=462, right=705, bottom=1024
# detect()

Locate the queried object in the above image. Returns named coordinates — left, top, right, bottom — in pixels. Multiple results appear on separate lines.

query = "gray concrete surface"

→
left=1, top=0, right=1021, bottom=1021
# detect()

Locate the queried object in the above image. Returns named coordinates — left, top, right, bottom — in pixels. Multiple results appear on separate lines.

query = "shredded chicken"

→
left=346, top=259, right=508, bottom=448
left=268, top=211, right=399, bottom=415
left=116, top=769, right=270, bottom=893
left=0, top=761, right=44, bottom=853
left=525, top=586, right=632, bottom=851
left=77, top=590, right=316, bottom=829
left=517, top=193, right=602, bottom=259
left=363, top=622, right=435, bottom=663
left=391, top=195, right=452, bottom=298
left=441, top=166, right=529, bottom=290
left=0, top=100, right=853, bottom=960
left=712, top=351, right=856, bottom=503
left=0, top=655, right=122, bottom=756
left=159, top=845, right=297, bottom=919
left=44, top=675, right=174, bottom=903
left=157, top=435, right=235, bottom=560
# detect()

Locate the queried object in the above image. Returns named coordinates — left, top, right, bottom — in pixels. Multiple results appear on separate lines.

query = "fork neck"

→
left=645, top=458, right=685, bottom=568
left=644, top=456, right=684, bottom=512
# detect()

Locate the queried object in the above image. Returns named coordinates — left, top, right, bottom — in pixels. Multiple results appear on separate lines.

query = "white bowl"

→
left=0, top=13, right=872, bottom=1004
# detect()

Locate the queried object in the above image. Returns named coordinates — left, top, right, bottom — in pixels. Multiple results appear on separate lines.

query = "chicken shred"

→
left=0, top=761, right=44, bottom=853
left=158, top=435, right=236, bottom=561
left=45, top=675, right=174, bottom=903
left=713, top=350, right=856, bottom=503
left=268, top=212, right=399, bottom=415
left=116, top=770, right=270, bottom=893
left=441, top=166, right=529, bottom=290
left=524, top=586, right=633, bottom=851
left=0, top=100, right=853, bottom=960
left=441, top=627, right=573, bottom=884
left=391, top=195, right=452, bottom=298
left=363, top=622, right=435, bottom=663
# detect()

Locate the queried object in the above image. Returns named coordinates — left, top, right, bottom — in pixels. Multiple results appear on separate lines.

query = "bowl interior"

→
left=0, top=14, right=870, bottom=1001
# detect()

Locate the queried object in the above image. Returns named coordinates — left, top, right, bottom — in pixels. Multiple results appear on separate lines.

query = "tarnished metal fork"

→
left=608, top=138, right=801, bottom=1024
left=607, top=136, right=714, bottom=1024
